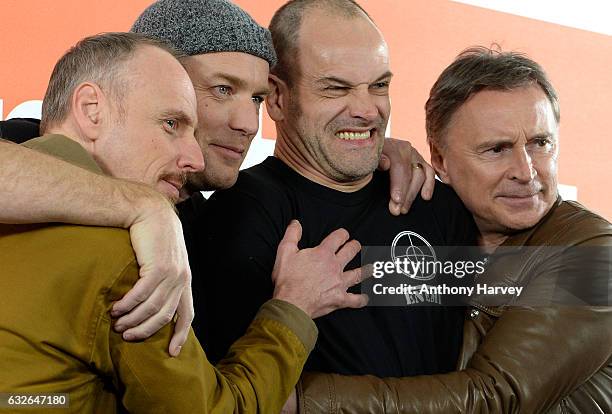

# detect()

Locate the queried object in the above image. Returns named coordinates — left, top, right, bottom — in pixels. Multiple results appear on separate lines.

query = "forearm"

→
left=112, top=299, right=317, bottom=413
left=215, top=299, right=318, bottom=413
left=299, top=307, right=612, bottom=413
left=0, top=140, right=170, bottom=227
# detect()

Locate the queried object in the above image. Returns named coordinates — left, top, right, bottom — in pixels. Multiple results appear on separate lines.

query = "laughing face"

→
left=279, top=7, right=391, bottom=184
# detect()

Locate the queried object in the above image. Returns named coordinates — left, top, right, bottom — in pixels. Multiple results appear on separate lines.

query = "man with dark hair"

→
left=294, top=47, right=612, bottom=414
left=0, top=32, right=373, bottom=413
left=0, top=0, right=433, bottom=357
left=193, top=0, right=477, bottom=384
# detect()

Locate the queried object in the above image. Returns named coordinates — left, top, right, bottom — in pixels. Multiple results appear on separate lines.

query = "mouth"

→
left=159, top=179, right=182, bottom=202
left=497, top=190, right=542, bottom=199
left=209, top=143, right=245, bottom=160
left=335, top=129, right=374, bottom=141
left=163, top=179, right=184, bottom=191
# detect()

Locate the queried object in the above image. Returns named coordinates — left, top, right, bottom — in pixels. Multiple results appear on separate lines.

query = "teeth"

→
left=336, top=131, right=371, bottom=140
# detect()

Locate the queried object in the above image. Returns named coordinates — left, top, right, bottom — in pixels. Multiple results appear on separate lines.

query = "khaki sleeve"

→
left=95, top=261, right=318, bottom=413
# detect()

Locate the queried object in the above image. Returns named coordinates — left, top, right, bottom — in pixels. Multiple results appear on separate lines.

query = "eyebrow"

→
left=316, top=71, right=394, bottom=87
left=475, top=133, right=554, bottom=151
left=160, top=109, right=195, bottom=129
left=208, top=72, right=270, bottom=96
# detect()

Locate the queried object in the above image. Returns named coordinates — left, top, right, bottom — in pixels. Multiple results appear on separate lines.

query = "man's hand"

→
left=272, top=221, right=369, bottom=318
left=379, top=137, right=436, bottom=215
left=0, top=142, right=192, bottom=356
left=111, top=202, right=193, bottom=357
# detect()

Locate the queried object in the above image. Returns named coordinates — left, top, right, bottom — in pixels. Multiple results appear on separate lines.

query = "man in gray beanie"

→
left=132, top=0, right=277, bottom=194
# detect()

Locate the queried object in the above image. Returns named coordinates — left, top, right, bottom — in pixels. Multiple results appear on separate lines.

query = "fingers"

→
left=335, top=240, right=361, bottom=268
left=411, top=149, right=435, bottom=201
left=115, top=280, right=183, bottom=339
left=421, top=162, right=436, bottom=200
left=111, top=273, right=163, bottom=317
left=342, top=293, right=369, bottom=309
left=381, top=138, right=414, bottom=216
left=312, top=293, right=369, bottom=319
left=277, top=220, right=302, bottom=257
left=388, top=156, right=411, bottom=216
left=318, top=227, right=350, bottom=253
left=400, top=167, right=425, bottom=214
left=120, top=293, right=181, bottom=341
left=342, top=265, right=372, bottom=289
left=377, top=153, right=391, bottom=171
left=168, top=286, right=194, bottom=357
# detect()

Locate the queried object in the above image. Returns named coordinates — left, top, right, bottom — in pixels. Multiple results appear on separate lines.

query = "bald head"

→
left=270, top=0, right=374, bottom=86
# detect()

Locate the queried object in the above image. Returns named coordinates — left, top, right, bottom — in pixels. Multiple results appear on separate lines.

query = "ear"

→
left=429, top=140, right=451, bottom=184
left=266, top=74, right=288, bottom=122
left=70, top=82, right=107, bottom=141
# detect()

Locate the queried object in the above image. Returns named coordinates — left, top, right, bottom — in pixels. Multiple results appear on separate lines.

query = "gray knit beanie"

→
left=131, top=0, right=277, bottom=66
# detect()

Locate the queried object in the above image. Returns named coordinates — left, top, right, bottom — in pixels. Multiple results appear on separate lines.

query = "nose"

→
left=508, top=147, right=536, bottom=182
left=228, top=98, right=259, bottom=137
left=347, top=88, right=379, bottom=123
left=177, top=135, right=205, bottom=173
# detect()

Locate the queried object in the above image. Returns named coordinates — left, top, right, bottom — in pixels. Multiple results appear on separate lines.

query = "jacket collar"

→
left=21, top=134, right=104, bottom=174
left=499, top=195, right=564, bottom=250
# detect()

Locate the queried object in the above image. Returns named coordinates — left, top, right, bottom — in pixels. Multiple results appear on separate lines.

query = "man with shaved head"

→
left=195, top=0, right=477, bottom=383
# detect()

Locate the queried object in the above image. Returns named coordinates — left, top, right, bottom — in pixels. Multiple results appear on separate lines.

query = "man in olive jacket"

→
left=295, top=49, right=612, bottom=413
left=0, top=32, right=369, bottom=413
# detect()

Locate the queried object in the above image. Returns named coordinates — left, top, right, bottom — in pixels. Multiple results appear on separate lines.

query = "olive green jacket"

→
left=0, top=135, right=318, bottom=413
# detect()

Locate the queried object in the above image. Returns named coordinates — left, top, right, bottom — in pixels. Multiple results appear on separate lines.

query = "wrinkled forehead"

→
left=296, top=9, right=389, bottom=80
left=449, top=86, right=559, bottom=143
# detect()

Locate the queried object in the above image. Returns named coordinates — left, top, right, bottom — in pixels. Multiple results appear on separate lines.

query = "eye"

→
left=164, top=119, right=178, bottom=130
left=252, top=95, right=264, bottom=105
left=213, top=85, right=232, bottom=97
left=535, top=138, right=551, bottom=147
left=325, top=85, right=349, bottom=91
left=371, top=81, right=390, bottom=89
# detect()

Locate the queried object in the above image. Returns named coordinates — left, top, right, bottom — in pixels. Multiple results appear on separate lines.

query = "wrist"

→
left=122, top=182, right=175, bottom=228
left=273, top=288, right=312, bottom=318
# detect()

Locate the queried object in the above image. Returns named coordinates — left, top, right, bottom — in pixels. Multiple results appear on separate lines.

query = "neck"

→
left=46, top=121, right=99, bottom=164
left=274, top=129, right=373, bottom=193
left=45, top=122, right=84, bottom=146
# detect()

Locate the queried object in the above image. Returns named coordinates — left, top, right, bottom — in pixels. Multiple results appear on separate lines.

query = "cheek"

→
left=376, top=97, right=391, bottom=116
left=534, top=155, right=558, bottom=182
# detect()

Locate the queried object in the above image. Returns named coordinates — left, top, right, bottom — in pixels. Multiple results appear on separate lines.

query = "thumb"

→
left=277, top=220, right=302, bottom=256
left=378, top=154, right=391, bottom=171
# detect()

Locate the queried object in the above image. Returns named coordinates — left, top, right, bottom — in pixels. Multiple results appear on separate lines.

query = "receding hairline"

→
left=270, top=0, right=376, bottom=84
left=41, top=32, right=185, bottom=133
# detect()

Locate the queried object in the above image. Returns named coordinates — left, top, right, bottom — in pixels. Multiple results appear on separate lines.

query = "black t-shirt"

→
left=182, top=157, right=478, bottom=376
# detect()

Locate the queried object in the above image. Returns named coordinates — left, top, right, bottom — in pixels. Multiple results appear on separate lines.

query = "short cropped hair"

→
left=269, top=0, right=372, bottom=86
left=425, top=46, right=560, bottom=148
left=40, top=32, right=183, bottom=133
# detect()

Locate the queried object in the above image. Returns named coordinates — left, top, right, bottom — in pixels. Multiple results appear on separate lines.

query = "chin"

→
left=203, top=171, right=238, bottom=191
left=501, top=214, right=544, bottom=232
